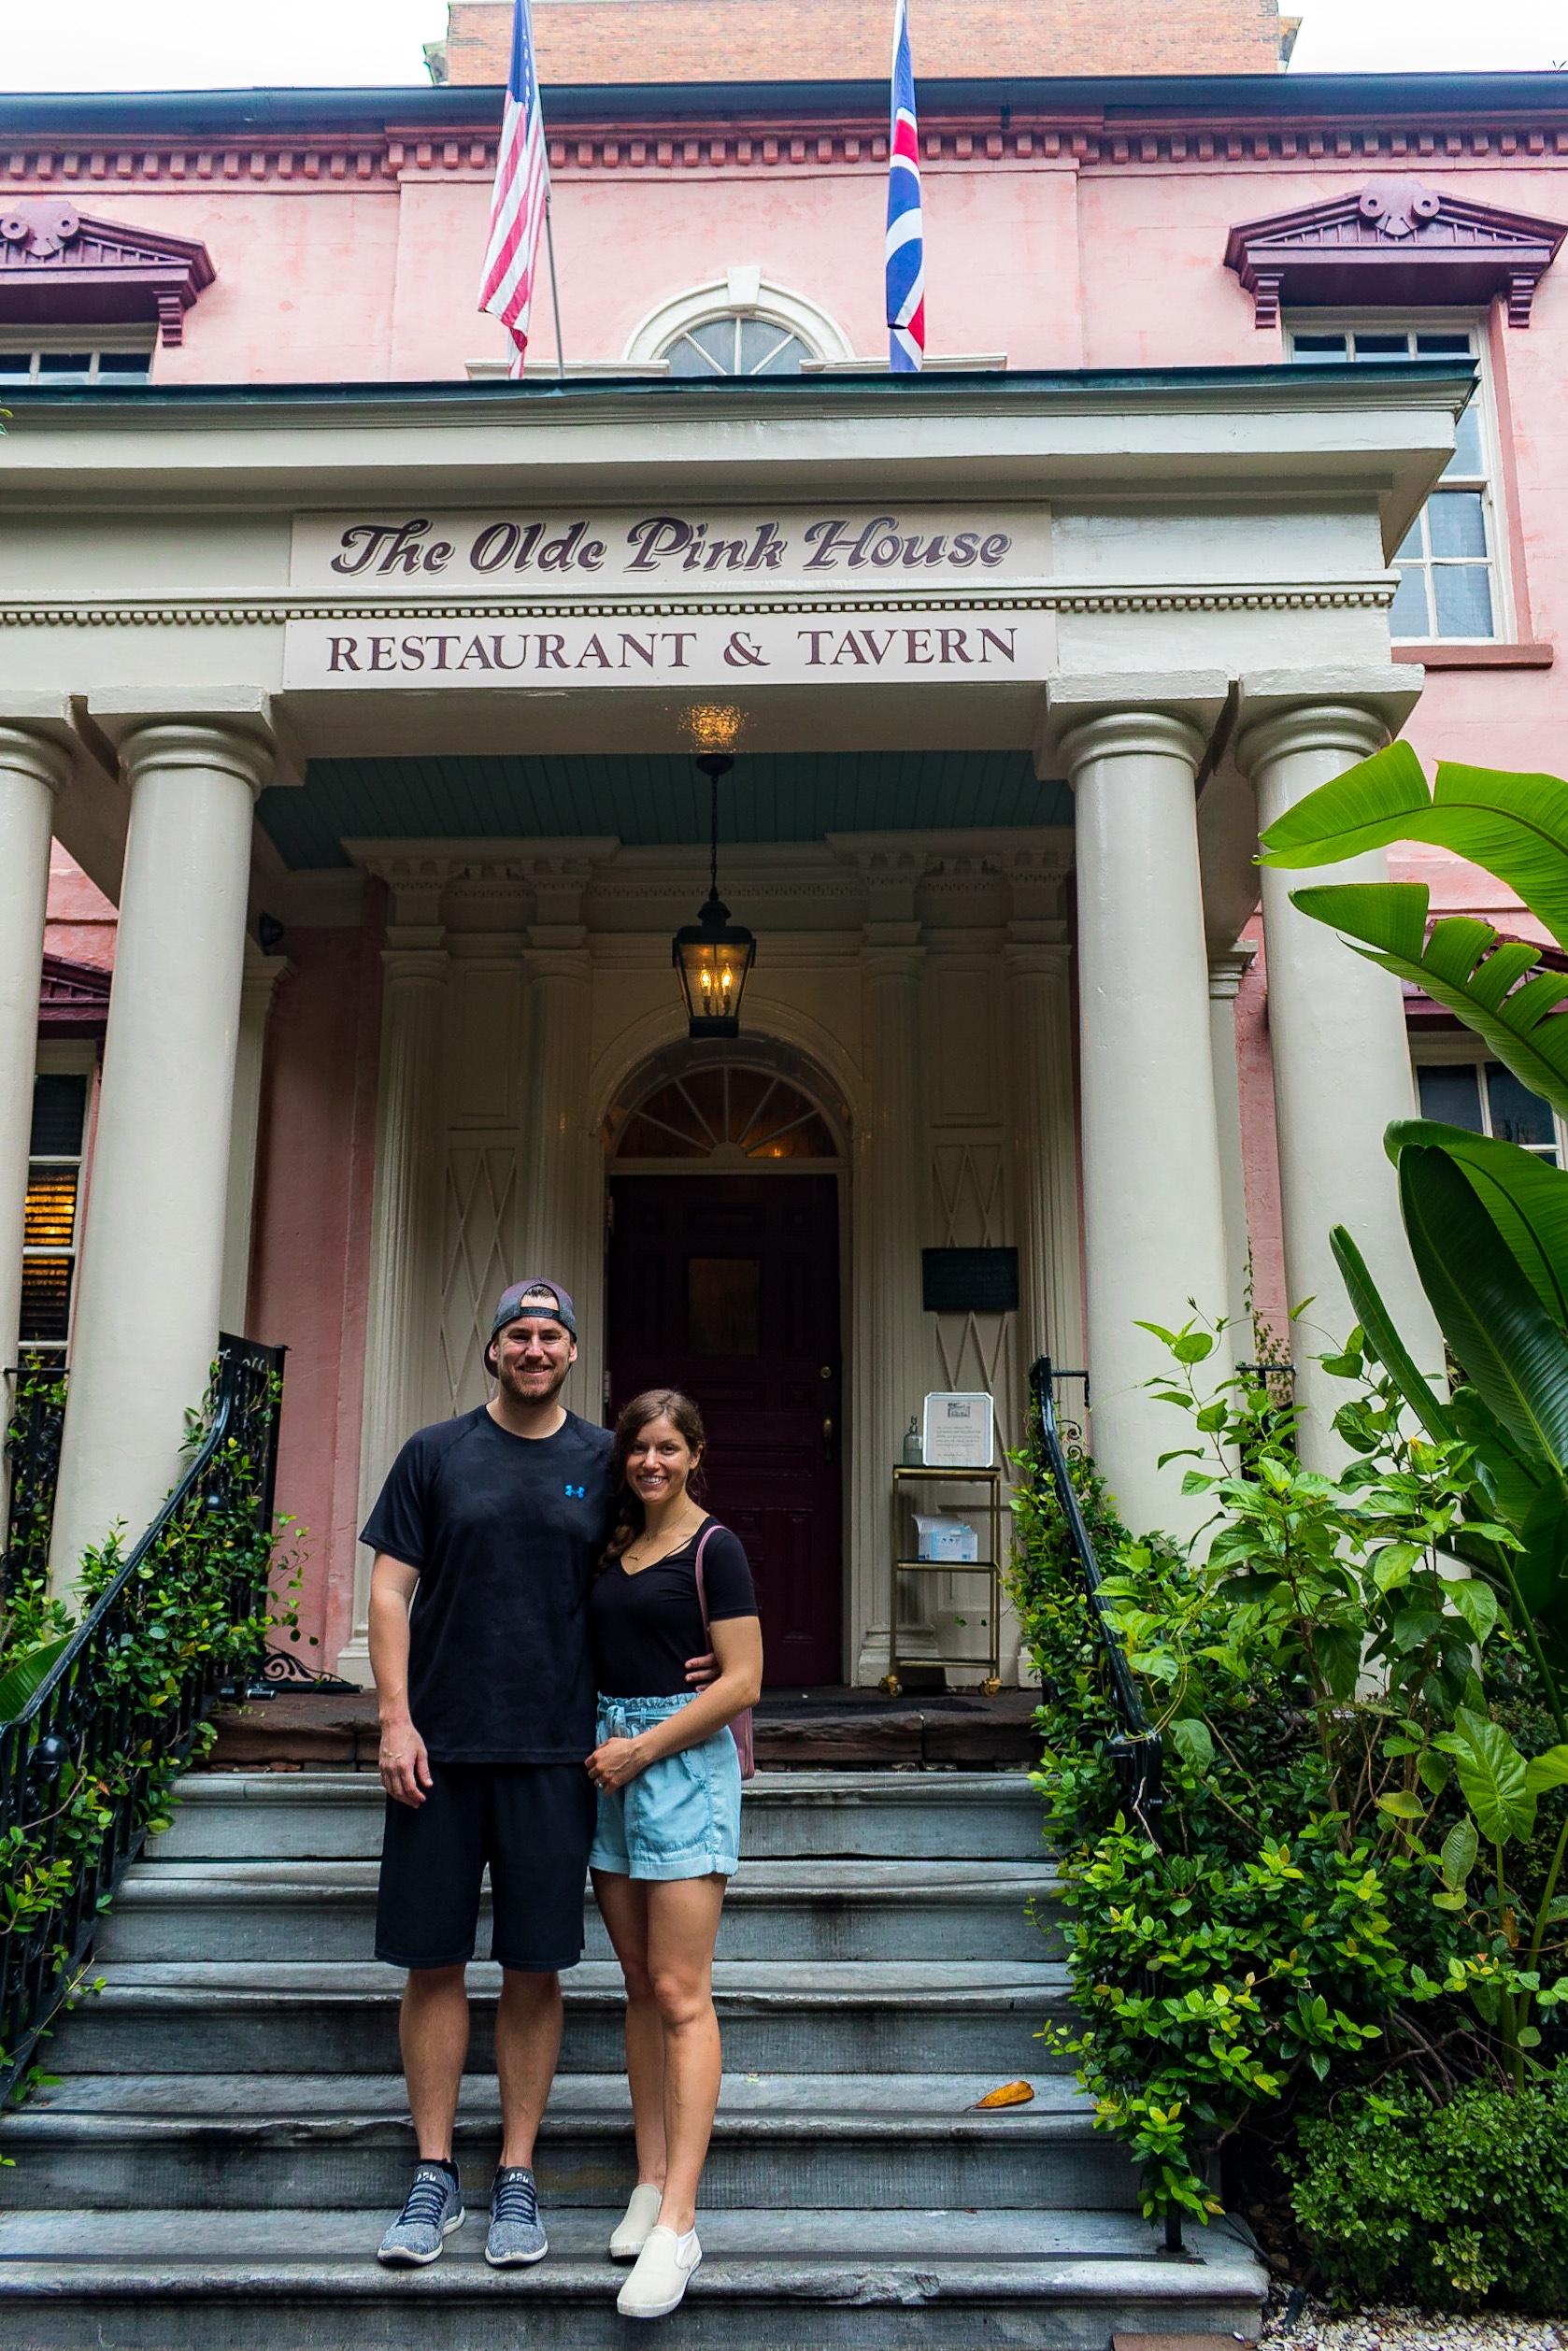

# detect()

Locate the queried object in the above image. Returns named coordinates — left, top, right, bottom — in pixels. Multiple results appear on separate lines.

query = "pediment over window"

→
left=0, top=202, right=215, bottom=346
left=1225, top=178, right=1567, bottom=330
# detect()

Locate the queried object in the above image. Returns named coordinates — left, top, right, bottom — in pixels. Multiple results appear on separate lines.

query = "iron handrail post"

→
left=1028, top=1354, right=1163, bottom=1853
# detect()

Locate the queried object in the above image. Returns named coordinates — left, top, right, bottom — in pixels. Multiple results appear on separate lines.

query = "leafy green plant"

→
left=1011, top=1326, right=1568, bottom=2226
left=1291, top=2063, right=1568, bottom=2310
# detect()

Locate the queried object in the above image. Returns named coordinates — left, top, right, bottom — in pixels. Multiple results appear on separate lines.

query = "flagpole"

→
left=545, top=199, right=566, bottom=380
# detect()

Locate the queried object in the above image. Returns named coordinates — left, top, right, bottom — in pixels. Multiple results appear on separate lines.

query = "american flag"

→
left=478, top=0, right=550, bottom=378
left=884, top=0, right=925, bottom=373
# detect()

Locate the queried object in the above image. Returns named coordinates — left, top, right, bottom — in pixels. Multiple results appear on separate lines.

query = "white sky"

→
left=3, top=0, right=1564, bottom=92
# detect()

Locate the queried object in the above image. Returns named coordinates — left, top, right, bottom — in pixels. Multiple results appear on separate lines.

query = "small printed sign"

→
left=921, top=1392, right=996, bottom=1470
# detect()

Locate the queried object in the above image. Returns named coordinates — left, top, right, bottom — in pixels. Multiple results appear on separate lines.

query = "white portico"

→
left=0, top=365, right=1459, bottom=1677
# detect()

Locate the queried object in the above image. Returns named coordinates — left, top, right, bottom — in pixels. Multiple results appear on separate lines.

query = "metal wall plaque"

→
left=921, top=1247, right=1020, bottom=1316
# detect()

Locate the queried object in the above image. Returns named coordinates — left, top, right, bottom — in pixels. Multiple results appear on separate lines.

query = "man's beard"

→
left=496, top=1355, right=572, bottom=1405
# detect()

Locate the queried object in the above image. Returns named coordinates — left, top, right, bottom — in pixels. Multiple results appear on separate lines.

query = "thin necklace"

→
left=623, top=1509, right=705, bottom=1572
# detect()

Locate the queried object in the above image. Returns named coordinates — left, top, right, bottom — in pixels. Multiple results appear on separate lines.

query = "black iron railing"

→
left=2, top=1356, right=69, bottom=1604
left=1029, top=1355, right=1163, bottom=1854
left=0, top=1335, right=284, bottom=2107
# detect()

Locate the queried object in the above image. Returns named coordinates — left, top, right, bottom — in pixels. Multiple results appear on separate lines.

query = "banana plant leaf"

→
left=0, top=1632, right=74, bottom=1726
left=1399, top=1146, right=1568, bottom=1490
left=1259, top=742, right=1568, bottom=956
left=1385, top=1120, right=1568, bottom=1333
left=1332, top=1216, right=1568, bottom=1714
left=1284, top=881, right=1568, bottom=1119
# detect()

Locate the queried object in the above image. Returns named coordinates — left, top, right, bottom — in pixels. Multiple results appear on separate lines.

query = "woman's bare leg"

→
left=592, top=1868, right=665, bottom=2188
left=645, top=1875, right=727, bottom=2235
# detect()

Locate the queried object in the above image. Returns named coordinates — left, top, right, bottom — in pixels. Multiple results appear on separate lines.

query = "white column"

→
left=1235, top=695, right=1444, bottom=1468
left=220, top=952, right=289, bottom=1334
left=851, top=944, right=928, bottom=1684
left=520, top=945, right=601, bottom=1423
left=1058, top=695, right=1233, bottom=1540
left=1005, top=943, right=1084, bottom=1375
left=1208, top=946, right=1257, bottom=1340
left=0, top=720, right=72, bottom=1417
left=49, top=720, right=272, bottom=1603
left=338, top=938, right=449, bottom=1684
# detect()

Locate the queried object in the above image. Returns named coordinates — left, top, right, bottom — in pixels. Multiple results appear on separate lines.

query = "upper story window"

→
left=663, top=316, right=814, bottom=378
left=22, top=1069, right=90, bottom=1352
left=1289, top=321, right=1500, bottom=642
left=1415, top=1054, right=1559, bottom=1163
left=0, top=344, right=153, bottom=386
left=627, top=267, right=853, bottom=377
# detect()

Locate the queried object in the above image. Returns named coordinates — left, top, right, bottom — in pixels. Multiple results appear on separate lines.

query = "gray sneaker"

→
left=486, top=2165, right=549, bottom=2267
left=377, top=2162, right=464, bottom=2265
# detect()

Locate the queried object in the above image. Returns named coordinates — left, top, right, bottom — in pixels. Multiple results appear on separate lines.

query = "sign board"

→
left=922, top=1247, right=1020, bottom=1316
left=282, top=611, right=1050, bottom=691
left=282, top=506, right=1052, bottom=691
left=290, top=506, right=1051, bottom=591
left=921, top=1392, right=996, bottom=1470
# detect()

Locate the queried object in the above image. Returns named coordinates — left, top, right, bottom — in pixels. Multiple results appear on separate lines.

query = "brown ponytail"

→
left=598, top=1389, right=708, bottom=1573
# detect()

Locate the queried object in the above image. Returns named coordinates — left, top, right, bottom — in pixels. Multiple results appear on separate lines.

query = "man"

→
left=363, top=1278, right=649, bottom=2269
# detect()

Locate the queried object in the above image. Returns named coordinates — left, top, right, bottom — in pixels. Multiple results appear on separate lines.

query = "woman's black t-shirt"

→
left=590, top=1518, right=758, bottom=1698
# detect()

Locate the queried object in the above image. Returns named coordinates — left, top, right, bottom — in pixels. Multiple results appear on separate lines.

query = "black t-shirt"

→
left=360, top=1405, right=616, bottom=1764
left=590, top=1518, right=758, bottom=1698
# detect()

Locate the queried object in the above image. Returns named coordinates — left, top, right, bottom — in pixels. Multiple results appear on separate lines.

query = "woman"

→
left=586, top=1389, right=763, bottom=2321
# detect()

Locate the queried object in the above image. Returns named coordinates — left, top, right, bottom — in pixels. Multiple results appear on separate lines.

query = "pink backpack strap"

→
left=692, top=1521, right=716, bottom=1644
left=691, top=1520, right=755, bottom=1780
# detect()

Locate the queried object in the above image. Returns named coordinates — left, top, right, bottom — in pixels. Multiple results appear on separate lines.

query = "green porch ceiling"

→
left=256, top=752, right=1073, bottom=870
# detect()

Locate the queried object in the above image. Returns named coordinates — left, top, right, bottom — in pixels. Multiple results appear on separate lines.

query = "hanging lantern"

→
left=672, top=753, right=756, bottom=1040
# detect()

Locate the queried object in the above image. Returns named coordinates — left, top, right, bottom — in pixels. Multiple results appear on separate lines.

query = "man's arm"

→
left=368, top=1553, right=432, bottom=1808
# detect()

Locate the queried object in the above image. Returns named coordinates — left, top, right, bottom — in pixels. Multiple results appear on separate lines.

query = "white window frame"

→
left=1409, top=1032, right=1563, bottom=1160
left=625, top=266, right=853, bottom=371
left=21, top=1043, right=96, bottom=1358
left=1285, top=310, right=1510, bottom=645
left=0, top=328, right=156, bottom=386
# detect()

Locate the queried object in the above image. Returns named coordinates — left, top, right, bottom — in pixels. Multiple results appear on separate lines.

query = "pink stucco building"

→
left=5, top=29, right=1566, bottom=1687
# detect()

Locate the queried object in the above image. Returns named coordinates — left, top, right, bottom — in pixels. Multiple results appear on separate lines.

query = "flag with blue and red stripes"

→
left=478, top=0, right=550, bottom=378
left=884, top=0, right=925, bottom=373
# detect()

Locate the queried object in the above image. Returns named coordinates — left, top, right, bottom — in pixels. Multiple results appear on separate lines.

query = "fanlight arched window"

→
left=609, top=1066, right=837, bottom=1161
left=663, top=315, right=813, bottom=378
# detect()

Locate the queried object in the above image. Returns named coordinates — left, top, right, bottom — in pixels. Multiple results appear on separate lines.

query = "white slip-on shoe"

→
left=609, top=2182, right=664, bottom=2261
left=616, top=2224, right=702, bottom=2318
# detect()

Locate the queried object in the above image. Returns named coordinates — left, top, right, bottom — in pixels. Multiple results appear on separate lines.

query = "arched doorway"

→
left=603, top=1049, right=846, bottom=1687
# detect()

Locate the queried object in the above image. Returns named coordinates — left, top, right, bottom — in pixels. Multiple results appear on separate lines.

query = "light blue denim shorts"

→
left=589, top=1694, right=743, bottom=1882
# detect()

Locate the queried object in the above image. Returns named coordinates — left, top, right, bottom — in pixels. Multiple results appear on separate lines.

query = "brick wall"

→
left=439, top=0, right=1286, bottom=85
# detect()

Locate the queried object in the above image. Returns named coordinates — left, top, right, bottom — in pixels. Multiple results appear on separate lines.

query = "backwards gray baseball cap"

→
left=490, top=1278, right=577, bottom=1341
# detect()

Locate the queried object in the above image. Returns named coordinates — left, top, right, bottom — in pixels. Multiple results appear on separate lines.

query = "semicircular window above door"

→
left=609, top=1066, right=837, bottom=1161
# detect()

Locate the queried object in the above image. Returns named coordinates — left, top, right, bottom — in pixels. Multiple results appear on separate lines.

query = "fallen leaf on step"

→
left=974, top=2079, right=1034, bottom=2108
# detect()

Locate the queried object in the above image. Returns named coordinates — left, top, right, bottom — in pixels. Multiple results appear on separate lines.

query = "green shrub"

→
left=1010, top=1329, right=1568, bottom=2227
left=1292, top=2064, right=1568, bottom=2310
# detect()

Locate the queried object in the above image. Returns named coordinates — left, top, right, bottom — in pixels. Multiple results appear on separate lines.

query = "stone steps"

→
left=159, top=1768, right=1048, bottom=1861
left=5, top=2069, right=1138, bottom=2213
left=96, top=1857, right=1061, bottom=1964
left=0, top=1770, right=1266, bottom=2346
left=0, top=2205, right=1269, bottom=2350
left=51, top=1957, right=1075, bottom=2076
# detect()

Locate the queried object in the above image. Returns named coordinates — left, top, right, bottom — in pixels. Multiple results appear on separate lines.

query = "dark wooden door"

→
left=606, top=1174, right=843, bottom=1687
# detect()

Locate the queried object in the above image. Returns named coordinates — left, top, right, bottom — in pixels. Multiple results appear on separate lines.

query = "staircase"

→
left=0, top=1769, right=1265, bottom=2346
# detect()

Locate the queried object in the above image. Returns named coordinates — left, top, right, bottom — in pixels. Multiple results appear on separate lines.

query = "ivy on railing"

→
left=0, top=1336, right=284, bottom=2109
left=2, top=1357, right=68, bottom=1616
left=1025, top=1356, right=1164, bottom=1852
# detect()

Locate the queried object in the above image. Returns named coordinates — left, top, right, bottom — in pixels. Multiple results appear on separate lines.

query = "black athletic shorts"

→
left=375, top=1761, right=596, bottom=1973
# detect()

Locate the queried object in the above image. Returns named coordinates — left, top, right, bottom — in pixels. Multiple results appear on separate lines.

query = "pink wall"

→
left=24, top=89, right=1568, bottom=1650
left=247, top=905, right=385, bottom=1666
left=46, top=849, right=117, bottom=971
